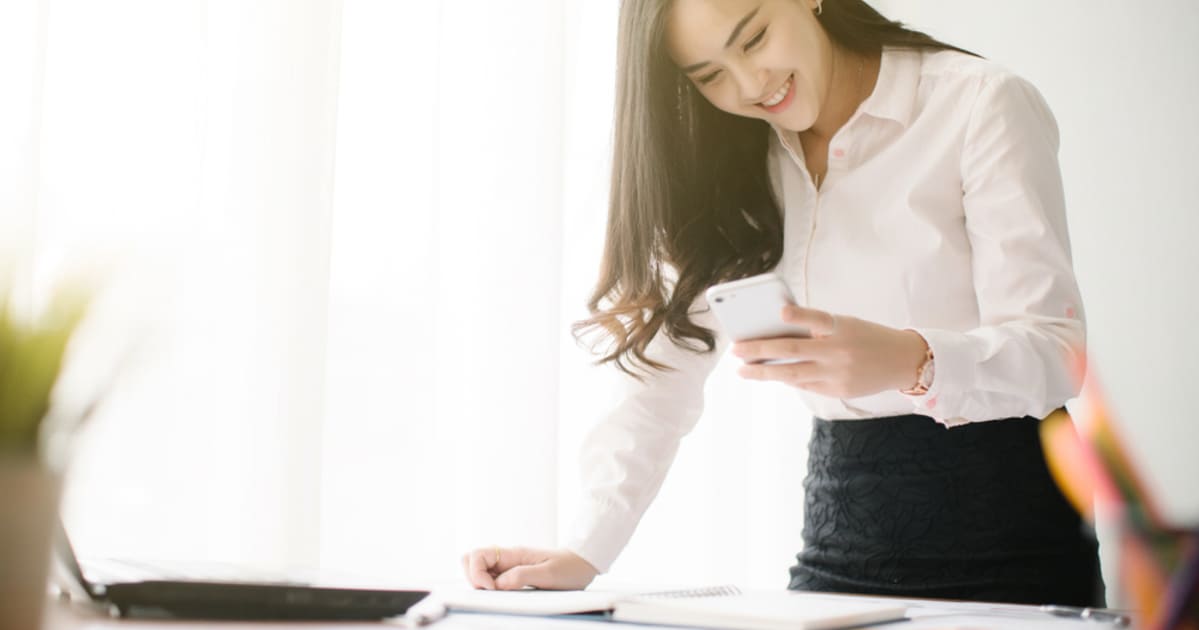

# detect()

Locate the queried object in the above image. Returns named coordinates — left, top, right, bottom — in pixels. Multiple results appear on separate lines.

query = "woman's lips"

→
left=759, top=74, right=795, bottom=114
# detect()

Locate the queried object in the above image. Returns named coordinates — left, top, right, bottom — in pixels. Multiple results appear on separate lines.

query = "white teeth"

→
left=762, top=76, right=791, bottom=107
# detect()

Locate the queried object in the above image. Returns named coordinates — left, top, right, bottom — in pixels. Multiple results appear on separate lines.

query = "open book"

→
left=437, top=586, right=908, bottom=630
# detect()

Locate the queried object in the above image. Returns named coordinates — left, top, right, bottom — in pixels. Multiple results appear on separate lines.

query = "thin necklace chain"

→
left=855, top=53, right=867, bottom=103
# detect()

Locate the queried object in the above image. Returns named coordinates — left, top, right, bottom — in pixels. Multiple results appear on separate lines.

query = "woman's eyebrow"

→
left=680, top=5, right=762, bottom=73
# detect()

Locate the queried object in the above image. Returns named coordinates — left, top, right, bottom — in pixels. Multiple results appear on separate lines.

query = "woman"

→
left=463, top=0, right=1102, bottom=605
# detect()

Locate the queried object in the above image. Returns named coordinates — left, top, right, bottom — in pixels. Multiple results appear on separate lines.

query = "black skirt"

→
left=788, top=413, right=1104, bottom=606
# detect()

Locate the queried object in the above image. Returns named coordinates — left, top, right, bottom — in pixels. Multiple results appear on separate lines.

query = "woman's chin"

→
left=772, top=109, right=817, bottom=133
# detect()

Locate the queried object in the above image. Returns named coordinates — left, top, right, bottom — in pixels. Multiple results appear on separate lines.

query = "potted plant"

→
left=0, top=279, right=90, bottom=630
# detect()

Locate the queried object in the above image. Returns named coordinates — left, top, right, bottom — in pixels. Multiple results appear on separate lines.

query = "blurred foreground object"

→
left=0, top=274, right=90, bottom=630
left=1041, top=356, right=1199, bottom=629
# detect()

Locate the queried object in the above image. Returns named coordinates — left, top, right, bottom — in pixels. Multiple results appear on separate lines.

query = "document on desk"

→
left=437, top=588, right=907, bottom=629
left=612, top=591, right=908, bottom=630
left=437, top=588, right=621, bottom=616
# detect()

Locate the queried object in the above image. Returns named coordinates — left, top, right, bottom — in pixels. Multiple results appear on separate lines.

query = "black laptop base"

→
left=104, top=580, right=429, bottom=620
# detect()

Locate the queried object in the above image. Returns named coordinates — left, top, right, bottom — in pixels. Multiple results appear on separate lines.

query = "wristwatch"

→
left=900, top=344, right=935, bottom=396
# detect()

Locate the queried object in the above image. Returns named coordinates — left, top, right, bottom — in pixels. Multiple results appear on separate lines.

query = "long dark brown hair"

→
left=574, top=0, right=976, bottom=376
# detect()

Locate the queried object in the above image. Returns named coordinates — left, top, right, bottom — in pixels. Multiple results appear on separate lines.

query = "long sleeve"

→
left=908, top=73, right=1086, bottom=427
left=563, top=303, right=726, bottom=573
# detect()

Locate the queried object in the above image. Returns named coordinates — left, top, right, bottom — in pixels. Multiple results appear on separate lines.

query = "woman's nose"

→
left=733, top=67, right=769, bottom=106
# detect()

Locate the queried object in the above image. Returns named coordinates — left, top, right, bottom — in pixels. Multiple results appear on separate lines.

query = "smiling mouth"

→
left=759, top=75, right=794, bottom=110
left=762, top=75, right=791, bottom=106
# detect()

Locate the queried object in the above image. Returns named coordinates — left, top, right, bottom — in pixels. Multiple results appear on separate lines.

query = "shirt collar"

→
left=768, top=47, right=922, bottom=154
left=858, top=46, right=922, bottom=129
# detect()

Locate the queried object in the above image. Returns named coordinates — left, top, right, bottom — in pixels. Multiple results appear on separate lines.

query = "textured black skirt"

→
left=788, top=413, right=1103, bottom=606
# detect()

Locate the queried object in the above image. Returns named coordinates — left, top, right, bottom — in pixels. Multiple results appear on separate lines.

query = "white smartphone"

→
left=705, top=273, right=810, bottom=364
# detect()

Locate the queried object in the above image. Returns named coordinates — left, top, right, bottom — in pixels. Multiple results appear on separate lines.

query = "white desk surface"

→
left=45, top=591, right=1130, bottom=630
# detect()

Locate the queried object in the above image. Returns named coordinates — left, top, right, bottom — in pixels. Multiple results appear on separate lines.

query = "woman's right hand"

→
left=460, top=546, right=599, bottom=591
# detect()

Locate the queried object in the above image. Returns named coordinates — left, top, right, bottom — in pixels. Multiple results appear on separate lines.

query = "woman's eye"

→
left=744, top=28, right=767, bottom=51
left=698, top=70, right=721, bottom=85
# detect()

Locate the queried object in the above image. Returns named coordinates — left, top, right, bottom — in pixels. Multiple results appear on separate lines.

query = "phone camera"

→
left=714, top=297, right=724, bottom=303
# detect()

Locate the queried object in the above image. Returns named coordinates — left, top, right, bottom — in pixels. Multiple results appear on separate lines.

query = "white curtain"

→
left=12, top=0, right=344, bottom=570
left=4, top=0, right=807, bottom=589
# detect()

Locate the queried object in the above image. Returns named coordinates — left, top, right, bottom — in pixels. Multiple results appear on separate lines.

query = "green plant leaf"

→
left=0, top=282, right=91, bottom=452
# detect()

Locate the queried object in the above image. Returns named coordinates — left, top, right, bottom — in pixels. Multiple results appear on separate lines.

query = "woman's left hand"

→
left=733, top=305, right=928, bottom=399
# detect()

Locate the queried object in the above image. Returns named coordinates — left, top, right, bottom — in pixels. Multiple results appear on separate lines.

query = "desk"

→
left=45, top=593, right=1128, bottom=629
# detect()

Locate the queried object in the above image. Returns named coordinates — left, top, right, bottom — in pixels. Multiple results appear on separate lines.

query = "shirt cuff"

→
left=904, top=327, right=978, bottom=428
left=562, top=499, right=641, bottom=575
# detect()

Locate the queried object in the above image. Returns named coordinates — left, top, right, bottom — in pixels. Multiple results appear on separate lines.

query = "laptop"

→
left=54, top=520, right=429, bottom=620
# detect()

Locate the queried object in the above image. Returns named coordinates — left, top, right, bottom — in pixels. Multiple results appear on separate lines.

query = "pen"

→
left=1040, top=604, right=1132, bottom=626
left=391, top=602, right=448, bottom=628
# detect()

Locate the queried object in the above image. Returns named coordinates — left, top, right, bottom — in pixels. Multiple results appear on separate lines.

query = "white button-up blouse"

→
left=566, top=46, right=1085, bottom=574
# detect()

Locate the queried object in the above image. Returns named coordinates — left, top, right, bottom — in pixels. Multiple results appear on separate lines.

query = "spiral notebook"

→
left=440, top=585, right=908, bottom=629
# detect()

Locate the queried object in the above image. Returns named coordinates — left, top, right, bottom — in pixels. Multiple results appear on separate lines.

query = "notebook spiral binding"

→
left=641, top=585, right=742, bottom=599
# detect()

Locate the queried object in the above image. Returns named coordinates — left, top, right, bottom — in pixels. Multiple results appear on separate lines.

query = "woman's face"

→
left=665, top=0, right=831, bottom=132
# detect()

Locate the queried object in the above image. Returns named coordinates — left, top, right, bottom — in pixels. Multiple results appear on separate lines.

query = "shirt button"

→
left=832, top=148, right=846, bottom=159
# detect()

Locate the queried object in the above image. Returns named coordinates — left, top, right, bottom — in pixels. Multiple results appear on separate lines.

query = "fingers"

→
left=729, top=307, right=839, bottom=362
left=738, top=359, right=823, bottom=385
left=462, top=548, right=499, bottom=590
left=732, top=336, right=826, bottom=363
left=462, top=547, right=552, bottom=590
left=781, top=305, right=838, bottom=337
left=494, top=563, right=555, bottom=591
left=462, top=547, right=600, bottom=592
left=490, top=546, right=545, bottom=575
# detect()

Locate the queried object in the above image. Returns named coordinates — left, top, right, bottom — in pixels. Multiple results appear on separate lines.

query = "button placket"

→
left=773, top=134, right=815, bottom=302
left=776, top=138, right=822, bottom=307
